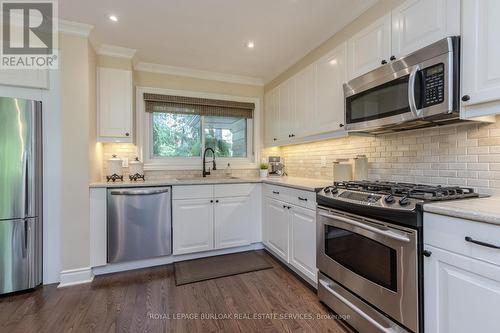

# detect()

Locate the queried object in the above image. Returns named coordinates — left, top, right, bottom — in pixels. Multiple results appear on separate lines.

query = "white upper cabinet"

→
left=97, top=67, right=133, bottom=142
left=315, top=42, right=347, bottom=134
left=347, top=14, right=391, bottom=80
left=264, top=87, right=279, bottom=145
left=294, top=64, right=316, bottom=138
left=0, top=68, right=49, bottom=89
left=392, top=0, right=460, bottom=59
left=461, top=0, right=500, bottom=116
left=278, top=77, right=296, bottom=141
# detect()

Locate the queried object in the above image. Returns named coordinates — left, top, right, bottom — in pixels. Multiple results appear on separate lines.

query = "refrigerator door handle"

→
left=22, top=219, right=28, bottom=258
left=20, top=151, right=28, bottom=218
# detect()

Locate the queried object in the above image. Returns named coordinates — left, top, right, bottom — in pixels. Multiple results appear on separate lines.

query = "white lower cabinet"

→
left=424, top=245, right=500, bottom=333
left=215, top=196, right=252, bottom=249
left=263, top=185, right=317, bottom=283
left=265, top=197, right=290, bottom=261
left=424, top=212, right=500, bottom=333
left=173, top=198, right=214, bottom=255
left=172, top=184, right=258, bottom=255
left=289, top=206, right=317, bottom=281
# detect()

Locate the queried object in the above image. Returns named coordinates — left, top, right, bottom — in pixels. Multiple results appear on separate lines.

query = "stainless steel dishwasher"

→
left=107, top=187, right=172, bottom=263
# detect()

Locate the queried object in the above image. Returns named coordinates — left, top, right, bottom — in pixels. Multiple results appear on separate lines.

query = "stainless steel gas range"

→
left=316, top=181, right=478, bottom=333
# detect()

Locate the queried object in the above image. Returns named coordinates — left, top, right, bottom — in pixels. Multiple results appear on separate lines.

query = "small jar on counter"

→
left=129, top=157, right=145, bottom=181
left=107, top=155, right=123, bottom=182
left=353, top=155, right=368, bottom=181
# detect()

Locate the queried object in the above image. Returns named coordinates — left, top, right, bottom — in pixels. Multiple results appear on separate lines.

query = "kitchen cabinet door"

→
left=424, top=245, right=500, bottom=333
left=264, top=87, right=279, bottom=145
left=289, top=205, right=317, bottom=281
left=294, top=64, right=316, bottom=138
left=215, top=196, right=252, bottom=249
left=314, top=42, right=347, bottom=134
left=347, top=14, right=391, bottom=80
left=172, top=198, right=214, bottom=255
left=278, top=78, right=296, bottom=141
left=264, top=198, right=289, bottom=261
left=461, top=0, right=500, bottom=114
left=391, top=0, right=460, bottom=59
left=0, top=68, right=49, bottom=89
left=97, top=67, right=133, bottom=142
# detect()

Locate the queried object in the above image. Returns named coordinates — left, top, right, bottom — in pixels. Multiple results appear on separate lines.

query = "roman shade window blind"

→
left=144, top=93, right=254, bottom=118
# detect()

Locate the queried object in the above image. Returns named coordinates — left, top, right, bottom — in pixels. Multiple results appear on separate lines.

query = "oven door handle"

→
left=318, top=211, right=411, bottom=243
left=318, top=277, right=398, bottom=333
left=408, top=65, right=421, bottom=118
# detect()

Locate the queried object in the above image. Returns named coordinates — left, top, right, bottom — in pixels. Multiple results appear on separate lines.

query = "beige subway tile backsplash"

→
left=262, top=116, right=500, bottom=195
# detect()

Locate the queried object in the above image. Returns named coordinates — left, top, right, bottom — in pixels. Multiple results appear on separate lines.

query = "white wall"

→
left=59, top=33, right=97, bottom=272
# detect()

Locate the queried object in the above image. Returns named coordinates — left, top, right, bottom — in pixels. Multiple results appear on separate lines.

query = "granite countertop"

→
left=90, top=176, right=332, bottom=192
left=424, top=196, right=500, bottom=226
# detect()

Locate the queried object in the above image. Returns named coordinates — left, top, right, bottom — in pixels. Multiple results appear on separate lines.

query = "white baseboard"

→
left=58, top=267, right=94, bottom=288
left=93, top=242, right=264, bottom=276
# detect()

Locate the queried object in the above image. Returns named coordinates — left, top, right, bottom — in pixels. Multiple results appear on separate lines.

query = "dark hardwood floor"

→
left=0, top=251, right=352, bottom=333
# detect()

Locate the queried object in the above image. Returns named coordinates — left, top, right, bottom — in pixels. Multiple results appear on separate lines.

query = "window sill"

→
left=144, top=161, right=258, bottom=171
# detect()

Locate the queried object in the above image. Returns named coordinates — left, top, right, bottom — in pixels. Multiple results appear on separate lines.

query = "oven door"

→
left=317, top=207, right=418, bottom=333
left=344, top=52, right=453, bottom=133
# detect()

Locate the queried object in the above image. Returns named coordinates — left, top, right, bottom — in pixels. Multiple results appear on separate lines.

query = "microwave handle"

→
left=408, top=65, right=421, bottom=118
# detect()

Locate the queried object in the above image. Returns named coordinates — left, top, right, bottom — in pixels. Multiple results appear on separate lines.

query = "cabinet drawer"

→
left=424, top=213, right=500, bottom=266
left=288, top=188, right=316, bottom=210
left=172, top=185, right=213, bottom=199
left=263, top=184, right=292, bottom=202
left=214, top=184, right=255, bottom=198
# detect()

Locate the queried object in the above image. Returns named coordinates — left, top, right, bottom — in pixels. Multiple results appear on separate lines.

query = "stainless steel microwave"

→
left=343, top=37, right=460, bottom=134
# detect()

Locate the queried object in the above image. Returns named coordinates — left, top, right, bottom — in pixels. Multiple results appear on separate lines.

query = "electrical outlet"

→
left=321, top=156, right=327, bottom=167
left=122, top=157, right=129, bottom=168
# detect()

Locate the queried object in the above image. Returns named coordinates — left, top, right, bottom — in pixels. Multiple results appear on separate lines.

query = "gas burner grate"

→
left=332, top=181, right=478, bottom=201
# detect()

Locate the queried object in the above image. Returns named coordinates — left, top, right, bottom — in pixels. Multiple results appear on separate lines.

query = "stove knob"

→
left=384, top=195, right=395, bottom=204
left=331, top=187, right=339, bottom=194
left=399, top=197, right=410, bottom=206
left=324, top=187, right=331, bottom=193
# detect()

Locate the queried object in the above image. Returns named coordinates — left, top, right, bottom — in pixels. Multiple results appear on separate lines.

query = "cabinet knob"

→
left=125, top=132, right=130, bottom=137
left=423, top=250, right=432, bottom=257
left=210, top=200, right=214, bottom=203
left=339, top=123, right=344, bottom=128
left=381, top=59, right=387, bottom=65
left=215, top=199, right=219, bottom=203
left=273, top=138, right=277, bottom=141
left=291, top=134, right=295, bottom=137
left=390, top=55, right=396, bottom=61
left=461, top=95, right=471, bottom=102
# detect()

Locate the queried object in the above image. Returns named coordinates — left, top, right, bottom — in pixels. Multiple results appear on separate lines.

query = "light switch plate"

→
left=122, top=157, right=129, bottom=168
left=321, top=156, right=327, bottom=167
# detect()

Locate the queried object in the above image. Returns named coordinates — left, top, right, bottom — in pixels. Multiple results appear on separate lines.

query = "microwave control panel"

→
left=422, top=63, right=445, bottom=107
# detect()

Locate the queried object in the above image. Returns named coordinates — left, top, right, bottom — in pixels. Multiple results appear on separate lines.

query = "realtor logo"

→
left=1, top=0, right=58, bottom=69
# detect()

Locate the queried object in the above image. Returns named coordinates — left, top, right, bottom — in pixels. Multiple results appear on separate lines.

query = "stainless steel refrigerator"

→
left=0, top=96, right=42, bottom=295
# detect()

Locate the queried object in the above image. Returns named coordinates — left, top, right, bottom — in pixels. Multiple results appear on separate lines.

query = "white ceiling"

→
left=59, top=0, right=378, bottom=84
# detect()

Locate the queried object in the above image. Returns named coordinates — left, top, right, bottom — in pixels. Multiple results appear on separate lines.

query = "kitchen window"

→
left=140, top=91, right=256, bottom=169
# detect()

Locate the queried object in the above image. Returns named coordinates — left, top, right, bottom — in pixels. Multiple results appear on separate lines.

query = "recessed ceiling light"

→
left=108, top=14, right=118, bottom=22
left=246, top=41, right=255, bottom=49
left=329, top=58, right=338, bottom=65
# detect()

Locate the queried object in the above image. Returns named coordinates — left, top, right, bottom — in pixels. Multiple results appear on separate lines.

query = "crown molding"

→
left=59, top=20, right=93, bottom=37
left=97, top=44, right=137, bottom=59
left=134, top=62, right=264, bottom=86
